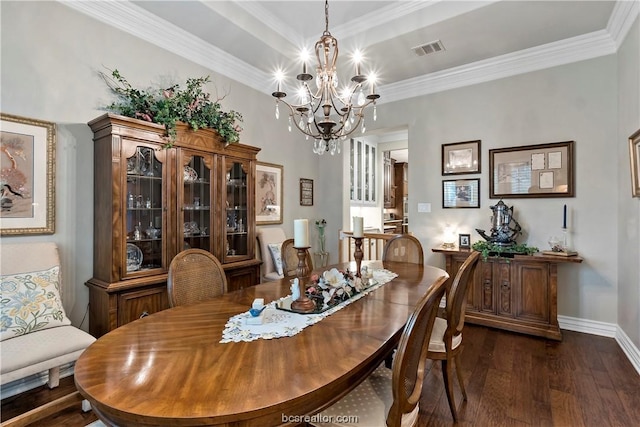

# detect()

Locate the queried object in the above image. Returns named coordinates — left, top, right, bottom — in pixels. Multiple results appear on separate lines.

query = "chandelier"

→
left=272, top=0, right=380, bottom=156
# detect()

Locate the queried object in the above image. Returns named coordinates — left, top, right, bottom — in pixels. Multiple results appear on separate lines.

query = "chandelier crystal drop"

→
left=272, top=0, right=380, bottom=156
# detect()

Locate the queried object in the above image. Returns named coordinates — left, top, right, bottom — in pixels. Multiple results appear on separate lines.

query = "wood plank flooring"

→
left=2, top=324, right=639, bottom=426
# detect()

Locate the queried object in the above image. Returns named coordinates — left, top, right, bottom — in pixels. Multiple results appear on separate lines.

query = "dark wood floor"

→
left=2, top=324, right=639, bottom=426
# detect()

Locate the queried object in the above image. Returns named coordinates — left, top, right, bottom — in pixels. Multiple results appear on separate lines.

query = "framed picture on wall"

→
left=442, top=140, right=481, bottom=175
left=442, top=178, right=480, bottom=208
left=300, top=178, right=313, bottom=206
left=255, top=161, right=283, bottom=225
left=489, top=141, right=574, bottom=198
left=629, top=129, right=640, bottom=197
left=0, top=113, right=56, bottom=235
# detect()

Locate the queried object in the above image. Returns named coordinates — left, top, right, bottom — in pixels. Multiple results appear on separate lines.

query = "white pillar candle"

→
left=294, top=219, right=310, bottom=247
left=353, top=216, right=364, bottom=237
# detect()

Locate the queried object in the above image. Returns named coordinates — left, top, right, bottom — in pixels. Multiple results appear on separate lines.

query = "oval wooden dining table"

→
left=75, top=260, right=448, bottom=426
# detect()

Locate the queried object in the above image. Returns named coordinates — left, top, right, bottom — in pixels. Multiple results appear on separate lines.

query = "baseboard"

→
left=615, top=326, right=640, bottom=376
left=558, top=315, right=617, bottom=337
left=558, top=315, right=640, bottom=375
left=0, top=363, right=75, bottom=399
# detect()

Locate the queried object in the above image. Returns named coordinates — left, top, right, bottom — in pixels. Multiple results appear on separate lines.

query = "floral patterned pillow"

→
left=0, top=266, right=71, bottom=341
left=268, top=243, right=284, bottom=276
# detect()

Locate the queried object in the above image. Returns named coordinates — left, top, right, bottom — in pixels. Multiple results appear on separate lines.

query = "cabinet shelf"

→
left=87, top=113, right=261, bottom=338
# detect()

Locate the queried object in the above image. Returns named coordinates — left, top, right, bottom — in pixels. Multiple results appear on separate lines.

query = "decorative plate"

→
left=126, top=243, right=143, bottom=272
left=183, top=165, right=198, bottom=183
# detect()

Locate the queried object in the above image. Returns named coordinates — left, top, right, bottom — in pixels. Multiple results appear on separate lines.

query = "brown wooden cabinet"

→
left=432, top=248, right=583, bottom=340
left=86, top=114, right=261, bottom=337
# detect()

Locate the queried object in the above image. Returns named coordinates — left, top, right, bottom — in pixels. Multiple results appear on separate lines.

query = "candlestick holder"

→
left=353, top=237, right=364, bottom=278
left=291, top=246, right=315, bottom=313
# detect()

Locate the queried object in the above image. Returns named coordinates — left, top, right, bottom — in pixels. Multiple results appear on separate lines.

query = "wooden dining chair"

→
left=167, top=249, right=228, bottom=307
left=281, top=238, right=314, bottom=277
left=314, top=275, right=448, bottom=427
left=382, top=234, right=424, bottom=264
left=427, top=250, right=481, bottom=422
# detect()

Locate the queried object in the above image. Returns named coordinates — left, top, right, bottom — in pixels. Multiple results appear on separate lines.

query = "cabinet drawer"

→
left=118, top=285, right=169, bottom=326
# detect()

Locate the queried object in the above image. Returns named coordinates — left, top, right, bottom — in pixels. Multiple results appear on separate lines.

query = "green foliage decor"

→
left=471, top=241, right=539, bottom=261
left=100, top=69, right=243, bottom=147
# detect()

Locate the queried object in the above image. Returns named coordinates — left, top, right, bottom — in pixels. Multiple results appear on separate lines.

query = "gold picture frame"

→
left=1, top=113, right=56, bottom=235
left=255, top=161, right=283, bottom=225
left=629, top=129, right=640, bottom=197
left=489, top=141, right=574, bottom=198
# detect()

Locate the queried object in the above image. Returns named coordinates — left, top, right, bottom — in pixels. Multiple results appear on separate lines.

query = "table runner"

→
left=220, top=269, right=398, bottom=343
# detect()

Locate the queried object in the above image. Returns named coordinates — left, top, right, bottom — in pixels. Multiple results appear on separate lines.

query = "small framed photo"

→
left=300, top=178, right=313, bottom=206
left=442, top=178, right=480, bottom=209
left=629, top=129, right=640, bottom=197
left=442, top=140, right=481, bottom=175
left=459, top=234, right=471, bottom=249
left=1, top=113, right=56, bottom=235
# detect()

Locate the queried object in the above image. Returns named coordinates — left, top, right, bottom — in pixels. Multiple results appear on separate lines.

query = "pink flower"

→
left=310, top=274, right=319, bottom=282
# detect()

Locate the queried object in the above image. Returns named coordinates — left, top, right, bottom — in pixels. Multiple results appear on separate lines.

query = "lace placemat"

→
left=220, top=269, right=398, bottom=343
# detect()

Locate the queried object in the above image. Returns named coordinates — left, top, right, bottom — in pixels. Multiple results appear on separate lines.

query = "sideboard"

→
left=432, top=248, right=583, bottom=340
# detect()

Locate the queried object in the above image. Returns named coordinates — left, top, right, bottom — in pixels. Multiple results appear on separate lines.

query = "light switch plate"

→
left=417, top=203, right=431, bottom=213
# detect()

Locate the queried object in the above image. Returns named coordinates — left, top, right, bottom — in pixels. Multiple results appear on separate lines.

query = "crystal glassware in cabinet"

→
left=124, top=144, right=165, bottom=274
left=180, top=152, right=212, bottom=253
left=225, top=160, right=249, bottom=261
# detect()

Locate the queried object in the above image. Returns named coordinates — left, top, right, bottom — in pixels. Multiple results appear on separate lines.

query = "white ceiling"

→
left=63, top=1, right=638, bottom=105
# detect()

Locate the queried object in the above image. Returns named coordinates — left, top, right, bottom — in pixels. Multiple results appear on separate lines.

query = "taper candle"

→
left=294, top=219, right=309, bottom=247
left=563, top=204, right=567, bottom=229
left=353, top=216, right=364, bottom=237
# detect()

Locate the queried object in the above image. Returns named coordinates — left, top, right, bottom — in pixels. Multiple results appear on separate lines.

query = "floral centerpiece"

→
left=100, top=69, right=243, bottom=147
left=305, top=267, right=368, bottom=311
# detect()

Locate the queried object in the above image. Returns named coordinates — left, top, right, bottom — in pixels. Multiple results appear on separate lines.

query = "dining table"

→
left=74, top=260, right=448, bottom=426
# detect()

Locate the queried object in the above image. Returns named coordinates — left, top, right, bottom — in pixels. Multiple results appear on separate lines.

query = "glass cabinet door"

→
left=125, top=145, right=165, bottom=276
left=180, top=152, right=213, bottom=253
left=224, top=160, right=249, bottom=262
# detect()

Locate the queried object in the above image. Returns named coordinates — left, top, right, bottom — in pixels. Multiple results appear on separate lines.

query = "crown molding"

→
left=60, top=0, right=270, bottom=94
left=379, top=30, right=617, bottom=104
left=60, top=0, right=633, bottom=105
left=607, top=0, right=640, bottom=49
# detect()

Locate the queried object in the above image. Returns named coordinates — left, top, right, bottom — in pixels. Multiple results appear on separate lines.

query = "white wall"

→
left=617, top=17, right=640, bottom=349
left=328, top=55, right=620, bottom=326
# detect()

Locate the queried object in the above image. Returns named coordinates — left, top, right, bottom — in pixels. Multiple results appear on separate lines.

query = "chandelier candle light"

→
left=272, top=0, right=380, bottom=156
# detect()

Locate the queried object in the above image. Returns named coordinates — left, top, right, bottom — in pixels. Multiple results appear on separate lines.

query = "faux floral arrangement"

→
left=305, top=267, right=367, bottom=310
left=100, top=69, right=243, bottom=147
left=471, top=241, right=538, bottom=261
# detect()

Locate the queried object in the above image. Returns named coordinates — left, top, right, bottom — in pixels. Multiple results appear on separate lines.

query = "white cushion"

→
left=0, top=325, right=95, bottom=384
left=428, top=317, right=462, bottom=353
left=316, top=363, right=419, bottom=427
left=257, top=227, right=287, bottom=278
left=1, top=266, right=71, bottom=341
left=267, top=243, right=284, bottom=276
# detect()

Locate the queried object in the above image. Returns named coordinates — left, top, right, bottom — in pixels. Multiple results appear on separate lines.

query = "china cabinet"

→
left=86, top=114, right=261, bottom=337
left=432, top=248, right=583, bottom=340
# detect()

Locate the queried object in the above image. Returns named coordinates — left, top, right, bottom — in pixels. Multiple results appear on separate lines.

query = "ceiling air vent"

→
left=412, top=40, right=445, bottom=57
